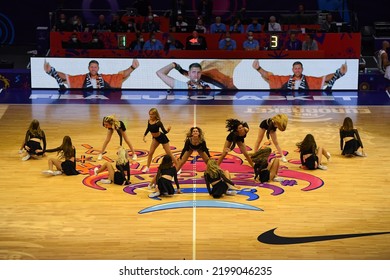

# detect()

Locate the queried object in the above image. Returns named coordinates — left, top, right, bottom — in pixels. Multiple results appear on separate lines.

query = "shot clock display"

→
left=269, top=34, right=279, bottom=50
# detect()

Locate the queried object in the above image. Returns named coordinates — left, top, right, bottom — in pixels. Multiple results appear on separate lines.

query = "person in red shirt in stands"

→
left=185, top=30, right=207, bottom=50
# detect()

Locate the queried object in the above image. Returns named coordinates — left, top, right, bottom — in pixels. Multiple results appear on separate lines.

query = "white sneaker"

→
left=93, top=167, right=99, bottom=176
left=326, top=152, right=331, bottom=161
left=18, top=149, right=24, bottom=154
left=281, top=156, right=287, bottom=163
left=148, top=183, right=155, bottom=189
left=148, top=191, right=160, bottom=198
left=100, top=179, right=111, bottom=184
left=42, top=170, right=54, bottom=175
left=53, top=170, right=62, bottom=176
left=97, top=154, right=103, bottom=160
left=226, top=190, right=237, bottom=196
left=22, top=154, right=31, bottom=161
left=318, top=164, right=328, bottom=170
left=273, top=177, right=284, bottom=182
left=142, top=166, right=149, bottom=173
left=132, top=154, right=137, bottom=160
left=354, top=151, right=363, bottom=157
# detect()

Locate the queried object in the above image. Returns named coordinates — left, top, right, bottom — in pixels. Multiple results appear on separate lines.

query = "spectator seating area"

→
left=48, top=9, right=361, bottom=59
left=50, top=31, right=361, bottom=59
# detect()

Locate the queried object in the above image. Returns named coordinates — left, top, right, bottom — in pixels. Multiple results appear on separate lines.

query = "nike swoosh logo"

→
left=258, top=228, right=390, bottom=245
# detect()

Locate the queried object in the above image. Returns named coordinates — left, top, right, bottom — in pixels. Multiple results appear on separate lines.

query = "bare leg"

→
left=48, top=158, right=63, bottom=171
left=104, top=163, right=115, bottom=181
left=223, top=169, right=232, bottom=180
left=176, top=150, right=192, bottom=170
left=217, top=140, right=231, bottom=165
left=253, top=128, right=266, bottom=152
left=321, top=146, right=331, bottom=160
left=269, top=131, right=286, bottom=162
left=237, top=142, right=254, bottom=167
left=197, top=151, right=210, bottom=164
left=121, top=131, right=136, bottom=156
left=96, top=162, right=109, bottom=174
left=162, top=142, right=179, bottom=167
left=317, top=147, right=324, bottom=164
left=100, top=130, right=113, bottom=155
left=146, top=139, right=159, bottom=168
left=268, top=158, right=280, bottom=180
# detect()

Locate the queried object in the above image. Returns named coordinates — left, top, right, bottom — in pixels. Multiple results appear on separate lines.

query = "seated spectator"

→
left=126, top=18, right=139, bottom=33
left=129, top=32, right=145, bottom=51
left=52, top=13, right=72, bottom=32
left=110, top=13, right=126, bottom=32
left=143, top=32, right=163, bottom=51
left=243, top=31, right=259, bottom=51
left=284, top=32, right=302, bottom=50
left=320, top=13, right=333, bottom=32
left=195, top=17, right=207, bottom=34
left=70, top=15, right=86, bottom=32
left=87, top=34, right=104, bottom=49
left=185, top=30, right=207, bottom=50
left=230, top=18, right=244, bottom=33
left=267, top=16, right=282, bottom=32
left=218, top=32, right=237, bottom=51
left=62, top=33, right=82, bottom=49
left=93, top=14, right=110, bottom=32
left=174, top=14, right=189, bottom=32
left=164, top=34, right=184, bottom=51
left=302, top=34, right=319, bottom=50
left=210, top=16, right=227, bottom=34
left=141, top=14, right=160, bottom=33
left=246, top=18, right=262, bottom=33
left=377, top=40, right=390, bottom=80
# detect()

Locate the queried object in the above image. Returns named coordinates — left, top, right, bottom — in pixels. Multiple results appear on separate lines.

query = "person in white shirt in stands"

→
left=302, top=34, right=318, bottom=51
left=268, top=16, right=282, bottom=32
left=174, top=14, right=188, bottom=32
left=194, top=17, right=207, bottom=33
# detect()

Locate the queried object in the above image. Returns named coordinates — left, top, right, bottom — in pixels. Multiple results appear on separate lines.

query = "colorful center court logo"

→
left=79, top=145, right=324, bottom=214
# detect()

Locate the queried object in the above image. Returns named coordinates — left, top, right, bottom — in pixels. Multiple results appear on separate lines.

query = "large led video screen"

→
left=31, top=58, right=359, bottom=90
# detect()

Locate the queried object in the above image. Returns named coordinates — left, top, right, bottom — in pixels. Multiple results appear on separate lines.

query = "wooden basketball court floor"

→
left=0, top=89, right=390, bottom=260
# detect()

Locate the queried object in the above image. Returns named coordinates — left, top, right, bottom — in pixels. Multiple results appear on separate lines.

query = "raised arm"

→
left=156, top=63, right=177, bottom=88
left=252, top=60, right=270, bottom=82
left=324, top=63, right=347, bottom=82
left=119, top=58, right=139, bottom=81
left=44, top=61, right=68, bottom=83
